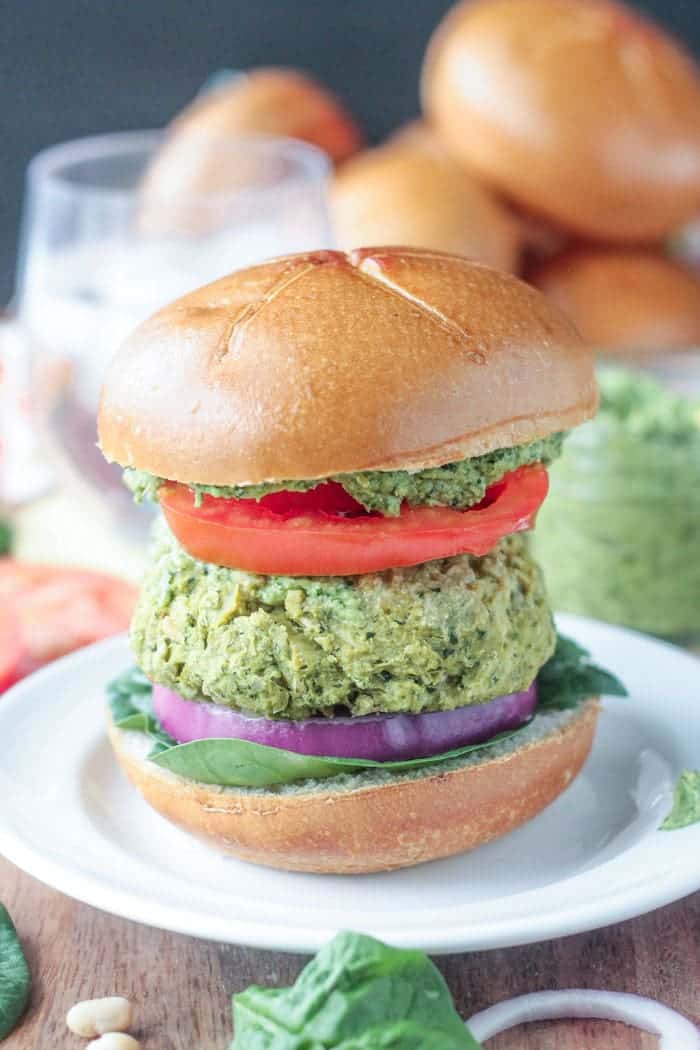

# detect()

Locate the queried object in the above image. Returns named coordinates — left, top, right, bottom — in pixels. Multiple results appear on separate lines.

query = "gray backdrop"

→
left=2, top=0, right=698, bottom=301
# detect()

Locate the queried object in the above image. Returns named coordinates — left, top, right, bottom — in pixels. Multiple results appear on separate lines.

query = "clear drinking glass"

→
left=14, top=131, right=333, bottom=519
left=0, top=316, right=53, bottom=508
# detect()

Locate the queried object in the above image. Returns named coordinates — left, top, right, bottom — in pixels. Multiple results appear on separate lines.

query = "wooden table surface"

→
left=2, top=855, right=698, bottom=1049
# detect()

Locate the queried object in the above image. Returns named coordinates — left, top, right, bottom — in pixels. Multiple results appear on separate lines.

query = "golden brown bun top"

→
left=423, top=0, right=700, bottom=242
left=331, top=134, right=521, bottom=273
left=532, top=249, right=700, bottom=352
left=98, top=247, right=596, bottom=486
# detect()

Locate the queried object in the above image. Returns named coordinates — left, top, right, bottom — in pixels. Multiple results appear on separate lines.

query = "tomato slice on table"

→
left=0, top=563, right=137, bottom=693
left=159, top=465, right=549, bottom=576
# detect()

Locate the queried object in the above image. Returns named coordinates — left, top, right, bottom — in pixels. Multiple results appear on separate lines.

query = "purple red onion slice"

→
left=151, top=681, right=537, bottom=762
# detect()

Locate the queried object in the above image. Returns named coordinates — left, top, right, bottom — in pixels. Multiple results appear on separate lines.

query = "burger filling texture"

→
left=113, top=421, right=626, bottom=794
left=124, top=432, right=564, bottom=515
left=130, top=527, right=555, bottom=719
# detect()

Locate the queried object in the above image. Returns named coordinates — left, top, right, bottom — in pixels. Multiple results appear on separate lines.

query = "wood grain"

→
left=2, top=856, right=698, bottom=1049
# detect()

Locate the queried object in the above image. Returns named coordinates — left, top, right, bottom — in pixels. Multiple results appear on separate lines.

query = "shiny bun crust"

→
left=98, top=248, right=595, bottom=486
left=531, top=249, right=700, bottom=352
left=109, top=700, right=598, bottom=874
left=331, top=138, right=521, bottom=272
left=423, top=0, right=700, bottom=242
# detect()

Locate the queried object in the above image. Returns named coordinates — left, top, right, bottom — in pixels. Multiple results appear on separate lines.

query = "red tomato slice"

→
left=159, top=465, right=549, bottom=576
left=256, top=480, right=365, bottom=517
left=0, top=562, right=137, bottom=693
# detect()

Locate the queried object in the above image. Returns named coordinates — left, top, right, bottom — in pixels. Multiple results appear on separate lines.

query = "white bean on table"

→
left=66, top=997, right=133, bottom=1038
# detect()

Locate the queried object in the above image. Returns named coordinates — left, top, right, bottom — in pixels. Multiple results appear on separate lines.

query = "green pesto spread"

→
left=131, top=526, right=555, bottom=719
left=533, top=368, right=700, bottom=638
left=125, top=433, right=564, bottom=516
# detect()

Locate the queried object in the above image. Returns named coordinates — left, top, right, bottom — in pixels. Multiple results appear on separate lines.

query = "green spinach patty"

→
left=130, top=527, right=555, bottom=719
left=125, top=433, right=564, bottom=516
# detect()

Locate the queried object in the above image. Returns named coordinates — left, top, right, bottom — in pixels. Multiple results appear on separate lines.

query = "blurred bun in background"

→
left=386, top=118, right=442, bottom=150
left=149, top=66, right=361, bottom=163
left=138, top=67, right=361, bottom=232
left=331, top=129, right=521, bottom=271
left=422, top=0, right=700, bottom=243
left=531, top=248, right=700, bottom=352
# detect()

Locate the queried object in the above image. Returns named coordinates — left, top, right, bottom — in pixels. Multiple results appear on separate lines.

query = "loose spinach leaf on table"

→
left=230, top=931, right=482, bottom=1049
left=0, top=904, right=30, bottom=1042
left=661, top=770, right=700, bottom=831
left=537, top=634, right=627, bottom=710
left=107, top=633, right=625, bottom=789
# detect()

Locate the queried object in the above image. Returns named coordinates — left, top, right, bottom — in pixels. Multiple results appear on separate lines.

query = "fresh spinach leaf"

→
left=113, top=710, right=176, bottom=757
left=0, top=904, right=30, bottom=1042
left=230, top=931, right=482, bottom=1049
left=109, top=695, right=152, bottom=726
left=537, top=635, right=627, bottom=710
left=107, top=674, right=177, bottom=757
left=661, top=770, right=700, bottom=831
left=148, top=729, right=520, bottom=787
left=152, top=738, right=363, bottom=787
left=107, top=665, right=152, bottom=700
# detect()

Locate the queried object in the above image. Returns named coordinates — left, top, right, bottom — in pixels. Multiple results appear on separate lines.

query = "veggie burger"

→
left=98, top=247, right=613, bottom=874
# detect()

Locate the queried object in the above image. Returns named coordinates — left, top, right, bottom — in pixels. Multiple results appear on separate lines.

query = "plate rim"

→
left=0, top=614, right=699, bottom=954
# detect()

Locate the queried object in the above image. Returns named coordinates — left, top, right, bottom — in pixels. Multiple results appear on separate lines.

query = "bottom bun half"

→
left=108, top=700, right=599, bottom=874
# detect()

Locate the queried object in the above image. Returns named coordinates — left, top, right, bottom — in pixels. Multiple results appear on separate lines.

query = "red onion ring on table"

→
left=466, top=990, right=700, bottom=1048
left=151, top=682, right=537, bottom=761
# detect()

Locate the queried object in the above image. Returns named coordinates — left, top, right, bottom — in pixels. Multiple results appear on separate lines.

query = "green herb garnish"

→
left=661, top=771, right=700, bottom=831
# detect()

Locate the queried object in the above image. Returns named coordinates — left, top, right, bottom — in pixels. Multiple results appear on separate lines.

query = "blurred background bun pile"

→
left=317, top=0, right=700, bottom=351
left=128, top=0, right=700, bottom=353
left=423, top=0, right=700, bottom=244
left=330, top=123, right=521, bottom=270
left=419, top=0, right=700, bottom=349
left=530, top=248, right=700, bottom=353
left=138, top=68, right=363, bottom=233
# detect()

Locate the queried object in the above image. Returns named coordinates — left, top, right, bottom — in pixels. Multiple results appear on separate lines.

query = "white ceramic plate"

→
left=0, top=614, right=698, bottom=954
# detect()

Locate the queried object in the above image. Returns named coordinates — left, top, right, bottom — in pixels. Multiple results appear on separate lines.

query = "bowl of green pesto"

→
left=532, top=366, right=700, bottom=640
